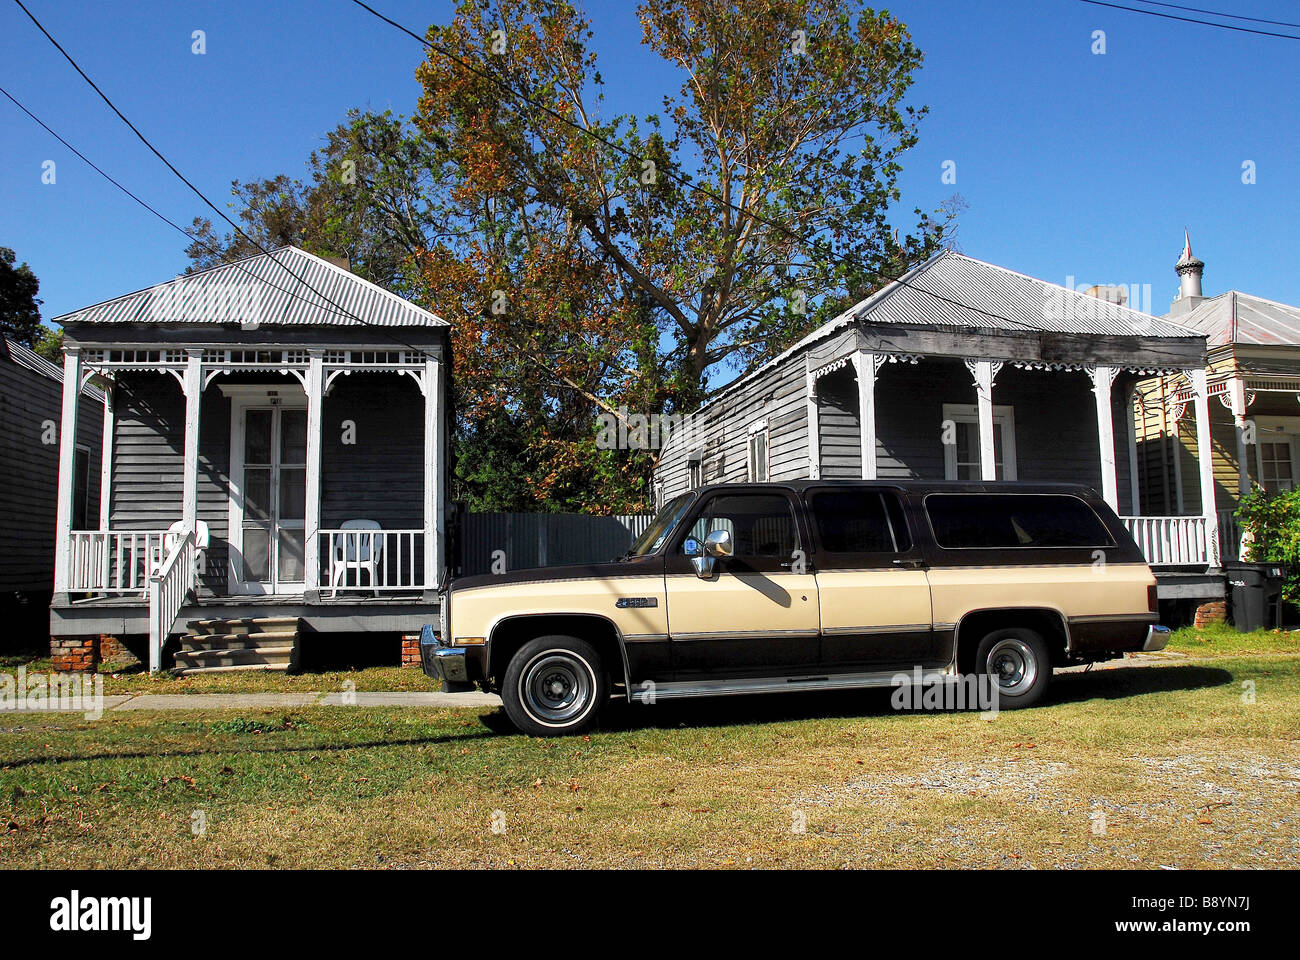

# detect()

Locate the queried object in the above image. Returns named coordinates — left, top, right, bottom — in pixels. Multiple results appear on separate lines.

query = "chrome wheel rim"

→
left=987, top=638, right=1037, bottom=694
left=521, top=652, right=594, bottom=725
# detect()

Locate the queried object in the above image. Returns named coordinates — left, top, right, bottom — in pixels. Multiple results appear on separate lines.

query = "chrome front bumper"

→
left=419, top=623, right=469, bottom=683
left=1143, top=624, right=1172, bottom=652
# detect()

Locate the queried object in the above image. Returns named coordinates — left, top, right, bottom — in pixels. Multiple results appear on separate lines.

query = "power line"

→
left=0, top=84, right=389, bottom=328
left=1074, top=0, right=1300, bottom=39
left=12, top=0, right=439, bottom=360
left=347, top=0, right=1053, bottom=335
left=1132, top=0, right=1300, bottom=30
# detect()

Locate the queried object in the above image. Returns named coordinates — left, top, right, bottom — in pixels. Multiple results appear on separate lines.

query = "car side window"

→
left=809, top=490, right=912, bottom=553
left=689, top=494, right=800, bottom=559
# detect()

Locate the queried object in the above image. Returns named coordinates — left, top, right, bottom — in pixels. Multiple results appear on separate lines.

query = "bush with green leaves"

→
left=1235, top=487, right=1300, bottom=601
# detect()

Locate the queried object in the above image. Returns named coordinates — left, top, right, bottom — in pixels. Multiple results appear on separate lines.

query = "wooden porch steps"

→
left=172, top=617, right=302, bottom=675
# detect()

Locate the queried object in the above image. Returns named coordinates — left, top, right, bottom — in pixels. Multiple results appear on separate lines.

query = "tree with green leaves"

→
left=0, top=246, right=43, bottom=348
left=188, top=0, right=953, bottom=511
left=186, top=110, right=443, bottom=296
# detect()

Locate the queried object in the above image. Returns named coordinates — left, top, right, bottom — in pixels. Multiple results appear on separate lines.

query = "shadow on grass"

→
left=0, top=729, right=497, bottom=771
left=577, top=662, right=1237, bottom=735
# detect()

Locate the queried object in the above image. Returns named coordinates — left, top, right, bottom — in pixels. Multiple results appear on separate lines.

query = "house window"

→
left=1258, top=440, right=1295, bottom=494
left=688, top=459, right=703, bottom=489
left=942, top=404, right=1017, bottom=480
left=73, top=445, right=91, bottom=530
left=747, top=421, right=770, bottom=482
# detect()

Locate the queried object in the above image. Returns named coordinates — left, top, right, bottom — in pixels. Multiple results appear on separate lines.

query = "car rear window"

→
left=924, top=493, right=1114, bottom=549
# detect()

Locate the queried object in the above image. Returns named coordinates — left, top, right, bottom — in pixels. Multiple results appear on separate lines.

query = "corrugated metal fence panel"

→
left=459, top=513, right=653, bottom=576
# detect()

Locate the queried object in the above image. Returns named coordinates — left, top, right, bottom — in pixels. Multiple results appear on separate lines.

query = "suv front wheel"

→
left=975, top=628, right=1051, bottom=709
left=501, top=635, right=607, bottom=736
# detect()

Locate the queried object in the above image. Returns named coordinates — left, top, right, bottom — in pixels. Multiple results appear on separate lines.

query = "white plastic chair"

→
left=329, top=519, right=383, bottom=597
left=144, top=520, right=210, bottom=595
left=165, top=519, right=210, bottom=552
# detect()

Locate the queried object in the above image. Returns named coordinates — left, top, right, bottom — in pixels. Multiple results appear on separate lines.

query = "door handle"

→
left=892, top=558, right=927, bottom=570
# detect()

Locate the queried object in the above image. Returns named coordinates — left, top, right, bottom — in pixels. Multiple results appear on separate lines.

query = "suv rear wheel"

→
left=975, top=628, right=1051, bottom=709
left=501, top=635, right=607, bottom=736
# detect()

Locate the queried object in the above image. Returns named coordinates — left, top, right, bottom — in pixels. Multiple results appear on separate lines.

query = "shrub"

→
left=1235, top=487, right=1300, bottom=601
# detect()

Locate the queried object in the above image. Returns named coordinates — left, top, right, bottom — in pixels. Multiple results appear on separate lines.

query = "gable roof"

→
left=1170, top=290, right=1300, bottom=347
left=2, top=337, right=106, bottom=402
left=716, top=250, right=1200, bottom=401
left=51, top=246, right=447, bottom=329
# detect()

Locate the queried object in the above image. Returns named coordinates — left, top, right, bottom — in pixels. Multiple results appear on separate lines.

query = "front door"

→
left=232, top=405, right=307, bottom=594
left=664, top=490, right=820, bottom=678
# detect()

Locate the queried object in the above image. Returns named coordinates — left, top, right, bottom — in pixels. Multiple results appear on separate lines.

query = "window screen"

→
left=925, top=494, right=1113, bottom=549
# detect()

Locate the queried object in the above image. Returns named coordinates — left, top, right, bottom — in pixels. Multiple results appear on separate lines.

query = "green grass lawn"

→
left=2, top=638, right=1297, bottom=869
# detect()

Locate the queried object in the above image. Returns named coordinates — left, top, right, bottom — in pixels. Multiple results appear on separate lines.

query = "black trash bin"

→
left=1224, top=561, right=1286, bottom=631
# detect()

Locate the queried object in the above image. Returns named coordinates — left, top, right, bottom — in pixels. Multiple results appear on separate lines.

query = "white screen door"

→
left=234, top=405, right=307, bottom=594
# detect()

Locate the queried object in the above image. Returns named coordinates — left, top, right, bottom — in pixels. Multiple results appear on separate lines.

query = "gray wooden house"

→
left=0, top=337, right=105, bottom=646
left=654, top=252, right=1222, bottom=598
left=46, top=247, right=450, bottom=672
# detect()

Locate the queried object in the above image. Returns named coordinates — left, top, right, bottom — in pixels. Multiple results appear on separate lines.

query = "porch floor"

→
left=51, top=593, right=437, bottom=638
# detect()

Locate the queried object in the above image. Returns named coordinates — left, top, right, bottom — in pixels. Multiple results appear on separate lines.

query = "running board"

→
left=628, top=668, right=955, bottom=703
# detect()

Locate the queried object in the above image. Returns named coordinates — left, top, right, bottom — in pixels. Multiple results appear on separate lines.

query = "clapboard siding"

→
left=815, top=367, right=861, bottom=479
left=321, top=373, right=425, bottom=528
left=0, top=356, right=102, bottom=592
left=109, top=372, right=428, bottom=595
left=656, top=357, right=810, bottom=500
left=654, top=345, right=1134, bottom=509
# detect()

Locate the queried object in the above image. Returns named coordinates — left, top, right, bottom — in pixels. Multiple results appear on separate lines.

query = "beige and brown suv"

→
left=420, top=481, right=1167, bottom=736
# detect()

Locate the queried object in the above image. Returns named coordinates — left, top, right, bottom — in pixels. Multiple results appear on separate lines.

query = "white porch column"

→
left=303, top=350, right=325, bottom=601
left=1228, top=375, right=1251, bottom=496
left=850, top=350, right=878, bottom=479
left=1126, top=386, right=1141, bottom=515
left=181, top=350, right=203, bottom=532
left=967, top=359, right=999, bottom=481
left=53, top=347, right=82, bottom=596
left=98, top=377, right=114, bottom=529
left=1088, top=364, right=1120, bottom=511
left=423, top=354, right=443, bottom=596
left=805, top=364, right=820, bottom=480
left=1189, top=368, right=1221, bottom=565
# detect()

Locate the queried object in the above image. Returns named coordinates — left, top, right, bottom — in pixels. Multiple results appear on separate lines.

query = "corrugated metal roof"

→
left=3, top=337, right=106, bottom=402
left=853, top=252, right=1198, bottom=338
left=51, top=246, right=448, bottom=329
left=715, top=250, right=1201, bottom=401
left=1172, top=290, right=1300, bottom=346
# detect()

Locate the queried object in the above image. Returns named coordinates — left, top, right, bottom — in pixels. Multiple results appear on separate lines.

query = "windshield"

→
left=626, top=493, right=695, bottom=557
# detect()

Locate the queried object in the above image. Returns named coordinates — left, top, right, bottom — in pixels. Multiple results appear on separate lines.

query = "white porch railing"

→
left=321, top=528, right=425, bottom=595
left=1217, top=509, right=1244, bottom=563
left=69, top=530, right=169, bottom=594
left=1120, top=515, right=1211, bottom=566
left=147, top=530, right=198, bottom=673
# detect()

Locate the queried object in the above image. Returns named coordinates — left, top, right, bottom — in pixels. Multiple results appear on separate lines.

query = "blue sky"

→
left=3, top=0, right=1299, bottom=326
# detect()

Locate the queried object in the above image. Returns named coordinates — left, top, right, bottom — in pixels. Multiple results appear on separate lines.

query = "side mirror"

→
left=691, top=529, right=733, bottom=579
left=703, top=529, right=733, bottom=558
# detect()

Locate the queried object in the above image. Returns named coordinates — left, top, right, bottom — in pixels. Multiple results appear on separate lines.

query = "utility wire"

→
left=0, top=84, right=396, bottom=328
left=1074, top=0, right=1300, bottom=39
left=1132, top=0, right=1300, bottom=30
left=12, top=0, right=440, bottom=360
left=347, top=0, right=1057, bottom=335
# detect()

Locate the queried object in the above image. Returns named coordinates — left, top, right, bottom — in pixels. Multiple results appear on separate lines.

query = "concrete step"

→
left=180, top=631, right=298, bottom=652
left=171, top=663, right=292, bottom=676
left=172, top=646, right=296, bottom=672
left=185, top=617, right=302, bottom=636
